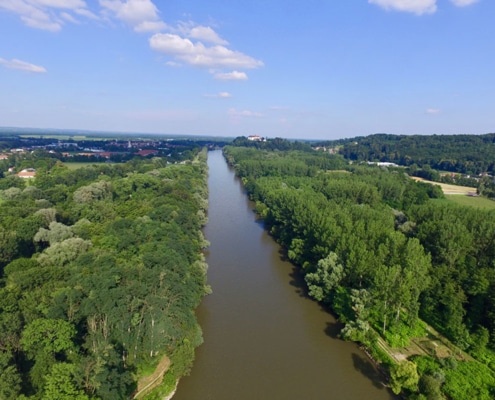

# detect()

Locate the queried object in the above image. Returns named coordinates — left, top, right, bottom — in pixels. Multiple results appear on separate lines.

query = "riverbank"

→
left=171, top=150, right=394, bottom=400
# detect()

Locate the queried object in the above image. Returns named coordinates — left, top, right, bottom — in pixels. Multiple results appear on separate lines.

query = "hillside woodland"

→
left=319, top=133, right=495, bottom=175
left=225, top=142, right=495, bottom=399
left=0, top=148, right=210, bottom=399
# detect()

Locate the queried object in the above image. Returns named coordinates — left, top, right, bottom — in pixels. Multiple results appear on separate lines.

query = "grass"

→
left=64, top=162, right=106, bottom=170
left=410, top=176, right=495, bottom=209
left=445, top=194, right=495, bottom=210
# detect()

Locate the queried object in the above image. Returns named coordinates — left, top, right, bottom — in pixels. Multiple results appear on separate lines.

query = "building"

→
left=17, top=168, right=36, bottom=178
left=247, top=135, right=263, bottom=141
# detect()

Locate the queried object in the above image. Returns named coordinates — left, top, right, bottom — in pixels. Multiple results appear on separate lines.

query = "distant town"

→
left=0, top=134, right=231, bottom=178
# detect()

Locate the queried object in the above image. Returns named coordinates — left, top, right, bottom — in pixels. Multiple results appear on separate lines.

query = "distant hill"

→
left=318, top=133, right=495, bottom=174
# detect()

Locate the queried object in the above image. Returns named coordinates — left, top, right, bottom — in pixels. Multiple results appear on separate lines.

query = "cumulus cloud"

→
left=228, top=108, right=263, bottom=117
left=0, top=0, right=93, bottom=31
left=149, top=33, right=263, bottom=69
left=214, top=70, right=248, bottom=81
left=0, top=58, right=47, bottom=73
left=174, top=21, right=229, bottom=45
left=185, top=25, right=228, bottom=45
left=100, top=0, right=166, bottom=32
left=426, top=108, right=441, bottom=114
left=368, top=0, right=437, bottom=15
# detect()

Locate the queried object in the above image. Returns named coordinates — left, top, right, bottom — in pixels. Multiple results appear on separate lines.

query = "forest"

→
left=225, top=141, right=495, bottom=399
left=318, top=133, right=495, bottom=175
left=0, top=147, right=210, bottom=399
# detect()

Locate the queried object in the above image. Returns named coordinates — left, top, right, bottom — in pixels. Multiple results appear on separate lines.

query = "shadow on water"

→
left=288, top=264, right=309, bottom=298
left=324, top=321, right=344, bottom=339
left=352, top=353, right=396, bottom=398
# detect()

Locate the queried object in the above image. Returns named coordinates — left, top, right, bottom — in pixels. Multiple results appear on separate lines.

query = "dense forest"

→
left=318, top=133, right=495, bottom=175
left=0, top=148, right=210, bottom=398
left=225, top=141, right=495, bottom=399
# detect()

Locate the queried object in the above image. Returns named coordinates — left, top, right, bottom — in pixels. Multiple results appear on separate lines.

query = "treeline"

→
left=0, top=150, right=210, bottom=399
left=232, top=136, right=313, bottom=152
left=224, top=144, right=495, bottom=399
left=319, top=133, right=495, bottom=175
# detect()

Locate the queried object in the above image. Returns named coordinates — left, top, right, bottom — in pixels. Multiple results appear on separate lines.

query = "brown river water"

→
left=173, top=150, right=396, bottom=400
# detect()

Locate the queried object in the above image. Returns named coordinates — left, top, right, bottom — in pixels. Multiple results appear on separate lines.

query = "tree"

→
left=340, top=289, right=372, bottom=343
left=42, top=363, right=89, bottom=400
left=390, top=360, right=420, bottom=394
left=305, top=252, right=344, bottom=302
left=37, top=238, right=92, bottom=267
left=21, top=318, right=76, bottom=360
left=34, top=221, right=74, bottom=245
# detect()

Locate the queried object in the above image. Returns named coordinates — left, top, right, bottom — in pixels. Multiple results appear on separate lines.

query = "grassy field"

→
left=64, top=162, right=106, bottom=170
left=410, top=176, right=495, bottom=209
left=445, top=195, right=495, bottom=209
left=411, top=176, right=476, bottom=195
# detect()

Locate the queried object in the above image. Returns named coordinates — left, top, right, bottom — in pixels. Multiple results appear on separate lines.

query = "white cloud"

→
left=134, top=20, right=167, bottom=32
left=426, top=108, right=441, bottom=114
left=0, top=58, right=47, bottom=73
left=74, top=7, right=98, bottom=19
left=31, top=0, right=86, bottom=8
left=450, top=0, right=478, bottom=6
left=0, top=0, right=94, bottom=31
left=368, top=0, right=437, bottom=15
left=175, top=21, right=228, bottom=45
left=369, top=0, right=479, bottom=14
left=188, top=26, right=228, bottom=45
left=100, top=0, right=166, bottom=32
left=228, top=108, right=263, bottom=117
left=149, top=33, right=263, bottom=69
left=203, top=91, right=232, bottom=98
left=214, top=70, right=248, bottom=81
left=60, top=11, right=78, bottom=23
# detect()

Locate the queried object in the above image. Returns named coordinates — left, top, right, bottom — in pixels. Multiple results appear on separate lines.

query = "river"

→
left=173, top=150, right=395, bottom=399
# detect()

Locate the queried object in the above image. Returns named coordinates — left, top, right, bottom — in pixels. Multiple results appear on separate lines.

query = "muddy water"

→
left=173, top=150, right=395, bottom=400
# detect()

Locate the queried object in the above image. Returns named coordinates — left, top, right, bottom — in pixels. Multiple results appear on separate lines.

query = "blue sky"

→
left=0, top=0, right=493, bottom=140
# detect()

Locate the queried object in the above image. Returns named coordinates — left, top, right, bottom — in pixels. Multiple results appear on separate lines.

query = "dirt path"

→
left=134, top=355, right=171, bottom=399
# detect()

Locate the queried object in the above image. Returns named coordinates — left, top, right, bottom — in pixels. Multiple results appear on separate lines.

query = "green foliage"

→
left=418, top=374, right=443, bottom=400
left=42, top=363, right=89, bottom=400
left=226, top=144, right=495, bottom=400
left=21, top=318, right=76, bottom=359
left=325, top=133, right=495, bottom=175
left=0, top=150, right=209, bottom=398
left=305, top=252, right=344, bottom=302
left=390, top=360, right=420, bottom=395
left=443, top=361, right=495, bottom=400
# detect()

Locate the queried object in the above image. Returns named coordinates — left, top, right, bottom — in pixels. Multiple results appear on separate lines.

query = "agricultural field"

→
left=411, top=176, right=476, bottom=195
left=411, top=176, right=495, bottom=209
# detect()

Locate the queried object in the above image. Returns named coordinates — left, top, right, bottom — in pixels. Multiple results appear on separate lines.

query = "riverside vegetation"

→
left=0, top=145, right=210, bottom=399
left=225, top=138, right=495, bottom=399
